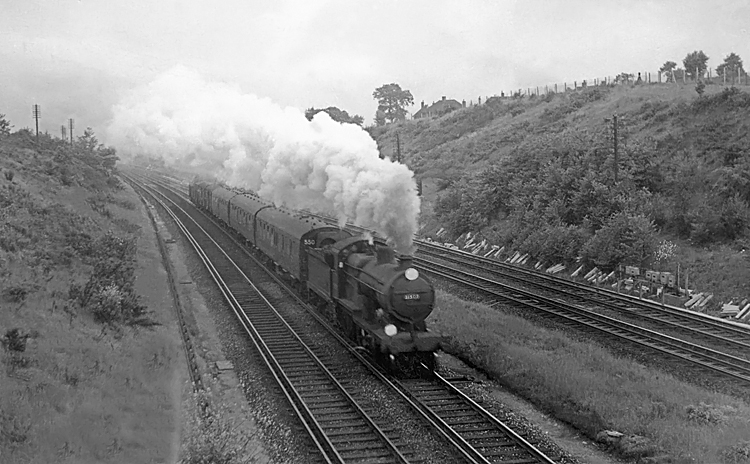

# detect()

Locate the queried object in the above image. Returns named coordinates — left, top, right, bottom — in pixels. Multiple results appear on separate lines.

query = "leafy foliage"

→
left=582, top=212, right=657, bottom=270
left=0, top=113, right=11, bottom=138
left=659, top=61, right=677, bottom=82
left=305, top=106, right=364, bottom=125
left=716, top=52, right=744, bottom=78
left=373, top=83, right=414, bottom=124
left=68, top=232, right=151, bottom=327
left=683, top=50, right=709, bottom=79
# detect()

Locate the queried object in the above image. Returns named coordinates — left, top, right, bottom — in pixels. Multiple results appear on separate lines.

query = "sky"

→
left=1, top=0, right=749, bottom=140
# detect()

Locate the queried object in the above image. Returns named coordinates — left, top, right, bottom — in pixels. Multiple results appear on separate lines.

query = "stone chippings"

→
left=184, top=246, right=315, bottom=464
left=438, top=363, right=581, bottom=464
left=181, top=235, right=461, bottom=463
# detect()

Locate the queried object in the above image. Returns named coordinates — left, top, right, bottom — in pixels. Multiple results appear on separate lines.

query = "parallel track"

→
left=419, top=241, right=750, bottom=348
left=416, top=258, right=750, bottom=385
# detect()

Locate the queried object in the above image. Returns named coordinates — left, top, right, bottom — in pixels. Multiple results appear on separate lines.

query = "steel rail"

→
left=126, top=175, right=410, bottom=464
left=418, top=244, right=750, bottom=352
left=418, top=240, right=750, bottom=341
left=138, top=170, right=561, bottom=464
left=416, top=258, right=750, bottom=385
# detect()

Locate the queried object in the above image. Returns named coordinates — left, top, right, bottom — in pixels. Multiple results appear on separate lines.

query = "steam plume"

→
left=106, top=66, right=420, bottom=253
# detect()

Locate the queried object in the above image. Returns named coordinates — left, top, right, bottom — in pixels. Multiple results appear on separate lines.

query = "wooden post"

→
left=555, top=83, right=558, bottom=93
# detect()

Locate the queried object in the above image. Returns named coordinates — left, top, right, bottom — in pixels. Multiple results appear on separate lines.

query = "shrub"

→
left=1, top=285, right=30, bottom=303
left=582, top=212, right=657, bottom=270
left=68, top=232, right=151, bottom=326
left=2, top=328, right=29, bottom=352
left=4, top=170, right=14, bottom=181
left=0, top=409, right=31, bottom=446
left=686, top=402, right=729, bottom=425
left=722, top=441, right=750, bottom=463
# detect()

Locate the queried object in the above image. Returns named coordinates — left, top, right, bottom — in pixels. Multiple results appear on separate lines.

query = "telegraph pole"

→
left=395, top=133, right=402, bottom=163
left=604, top=114, right=619, bottom=184
left=69, top=118, right=74, bottom=144
left=33, top=105, right=41, bottom=142
left=613, top=114, right=618, bottom=184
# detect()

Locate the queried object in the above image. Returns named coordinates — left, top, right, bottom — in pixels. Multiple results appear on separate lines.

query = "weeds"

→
left=1, top=285, right=31, bottom=303
left=686, top=402, right=735, bottom=426
left=723, top=441, right=750, bottom=463
left=181, top=388, right=254, bottom=464
left=2, top=328, right=30, bottom=352
left=0, top=409, right=31, bottom=445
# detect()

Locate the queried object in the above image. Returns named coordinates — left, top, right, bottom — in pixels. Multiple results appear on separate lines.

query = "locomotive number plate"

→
left=403, top=294, right=420, bottom=300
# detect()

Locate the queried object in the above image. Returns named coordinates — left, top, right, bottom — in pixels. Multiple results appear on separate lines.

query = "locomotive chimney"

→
left=376, top=245, right=395, bottom=265
left=397, top=255, right=414, bottom=270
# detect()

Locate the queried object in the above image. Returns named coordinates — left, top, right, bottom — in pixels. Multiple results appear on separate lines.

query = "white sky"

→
left=1, top=0, right=748, bottom=138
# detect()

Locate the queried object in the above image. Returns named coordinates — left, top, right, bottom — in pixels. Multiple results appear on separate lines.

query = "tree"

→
left=372, top=83, right=413, bottom=124
left=0, top=113, right=12, bottom=138
left=660, top=61, right=677, bottom=82
left=683, top=50, right=709, bottom=80
left=614, top=72, right=634, bottom=84
left=374, top=109, right=386, bottom=127
left=305, top=106, right=364, bottom=126
left=716, top=52, right=745, bottom=79
left=78, top=127, right=100, bottom=152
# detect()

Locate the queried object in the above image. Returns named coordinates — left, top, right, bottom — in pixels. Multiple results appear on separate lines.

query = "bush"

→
left=69, top=232, right=151, bottom=326
left=582, top=212, right=657, bottom=270
left=686, top=402, right=730, bottom=425
left=4, top=170, right=14, bottom=181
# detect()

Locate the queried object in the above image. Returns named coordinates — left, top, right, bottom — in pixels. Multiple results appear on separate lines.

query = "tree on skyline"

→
left=373, top=83, right=414, bottom=124
left=683, top=51, right=709, bottom=80
left=716, top=52, right=745, bottom=78
left=660, top=61, right=677, bottom=82
left=305, top=106, right=364, bottom=126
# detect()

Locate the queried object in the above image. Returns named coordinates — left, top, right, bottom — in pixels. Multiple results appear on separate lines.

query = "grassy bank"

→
left=1, top=130, right=184, bottom=463
left=431, top=290, right=750, bottom=463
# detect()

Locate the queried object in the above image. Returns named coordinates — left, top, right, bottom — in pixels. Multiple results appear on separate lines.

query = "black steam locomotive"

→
left=189, top=181, right=441, bottom=372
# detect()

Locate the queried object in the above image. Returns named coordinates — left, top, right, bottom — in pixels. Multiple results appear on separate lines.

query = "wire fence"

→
left=462, top=68, right=750, bottom=106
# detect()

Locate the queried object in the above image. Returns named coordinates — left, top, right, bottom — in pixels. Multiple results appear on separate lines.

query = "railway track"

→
left=416, top=257, right=750, bottom=385
left=418, top=241, right=750, bottom=350
left=142, top=169, right=750, bottom=387
left=127, top=170, right=562, bottom=464
left=126, top=175, right=413, bottom=463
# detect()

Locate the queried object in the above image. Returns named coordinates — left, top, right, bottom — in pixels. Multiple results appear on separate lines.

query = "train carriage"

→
left=231, top=194, right=270, bottom=244
left=255, top=207, right=351, bottom=283
left=188, top=181, right=214, bottom=210
left=211, top=187, right=238, bottom=226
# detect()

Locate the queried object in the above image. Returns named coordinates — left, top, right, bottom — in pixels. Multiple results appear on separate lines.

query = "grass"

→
left=430, top=290, right=750, bottom=463
left=0, top=130, right=184, bottom=463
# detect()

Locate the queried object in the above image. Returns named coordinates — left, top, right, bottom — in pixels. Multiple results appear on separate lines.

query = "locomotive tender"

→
left=189, top=180, right=441, bottom=372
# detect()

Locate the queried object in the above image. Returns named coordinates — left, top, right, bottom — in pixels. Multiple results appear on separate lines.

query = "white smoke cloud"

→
left=106, top=66, right=420, bottom=253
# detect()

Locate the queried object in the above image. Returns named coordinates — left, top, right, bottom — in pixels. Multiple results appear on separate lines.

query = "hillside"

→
left=369, top=82, right=750, bottom=308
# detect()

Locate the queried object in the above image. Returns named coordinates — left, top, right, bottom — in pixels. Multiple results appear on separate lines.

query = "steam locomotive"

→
left=188, top=181, right=441, bottom=372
